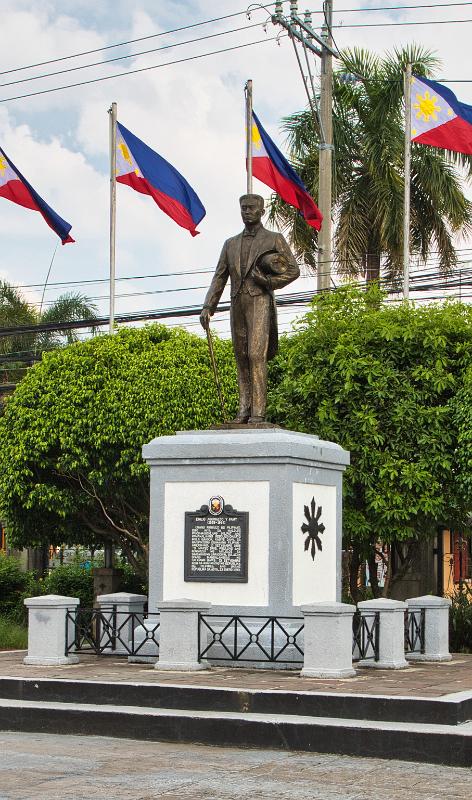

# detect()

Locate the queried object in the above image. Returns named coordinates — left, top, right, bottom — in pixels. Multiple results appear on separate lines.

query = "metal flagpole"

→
left=245, top=79, right=253, bottom=193
left=109, top=101, right=117, bottom=333
left=403, top=64, right=412, bottom=300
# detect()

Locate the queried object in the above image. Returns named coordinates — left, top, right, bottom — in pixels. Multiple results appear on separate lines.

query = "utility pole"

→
left=317, top=2, right=334, bottom=292
left=272, top=1, right=336, bottom=292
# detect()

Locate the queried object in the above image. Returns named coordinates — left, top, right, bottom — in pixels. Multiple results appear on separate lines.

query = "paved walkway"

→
left=1, top=651, right=471, bottom=697
left=0, top=731, right=471, bottom=800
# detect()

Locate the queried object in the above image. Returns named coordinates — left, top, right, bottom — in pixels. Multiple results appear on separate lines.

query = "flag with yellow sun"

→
left=411, top=75, right=472, bottom=155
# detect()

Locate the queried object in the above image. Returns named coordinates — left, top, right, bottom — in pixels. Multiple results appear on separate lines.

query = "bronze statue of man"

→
left=200, top=194, right=299, bottom=423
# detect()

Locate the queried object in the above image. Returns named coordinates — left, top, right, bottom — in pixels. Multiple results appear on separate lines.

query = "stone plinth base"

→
left=143, top=428, right=349, bottom=619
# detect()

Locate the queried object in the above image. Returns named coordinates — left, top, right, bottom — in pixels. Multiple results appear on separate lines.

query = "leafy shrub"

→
left=0, top=553, right=38, bottom=621
left=44, top=563, right=94, bottom=608
left=449, top=584, right=472, bottom=653
left=115, top=561, right=147, bottom=597
left=0, top=325, right=238, bottom=577
left=0, top=615, right=28, bottom=650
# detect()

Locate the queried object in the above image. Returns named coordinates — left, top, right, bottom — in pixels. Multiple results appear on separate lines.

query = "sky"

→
left=1, top=0, right=472, bottom=338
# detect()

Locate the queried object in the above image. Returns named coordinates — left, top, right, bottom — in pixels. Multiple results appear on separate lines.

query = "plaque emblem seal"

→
left=209, top=496, right=224, bottom=516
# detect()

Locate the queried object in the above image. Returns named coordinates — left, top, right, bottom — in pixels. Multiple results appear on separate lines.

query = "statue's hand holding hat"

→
left=256, top=250, right=289, bottom=276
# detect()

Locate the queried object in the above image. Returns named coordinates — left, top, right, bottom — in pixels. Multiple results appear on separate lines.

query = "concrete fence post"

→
left=24, top=594, right=80, bottom=666
left=155, top=599, right=211, bottom=671
left=96, top=592, right=148, bottom=655
left=406, top=595, right=452, bottom=662
left=358, top=598, right=409, bottom=669
left=300, top=601, right=356, bottom=678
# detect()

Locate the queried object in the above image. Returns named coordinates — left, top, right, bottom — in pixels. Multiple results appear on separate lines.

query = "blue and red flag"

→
left=0, top=146, right=74, bottom=244
left=251, top=111, right=322, bottom=231
left=411, top=76, right=472, bottom=154
left=116, top=122, right=205, bottom=236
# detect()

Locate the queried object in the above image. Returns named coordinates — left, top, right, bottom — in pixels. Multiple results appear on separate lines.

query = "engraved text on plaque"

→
left=184, top=503, right=248, bottom=582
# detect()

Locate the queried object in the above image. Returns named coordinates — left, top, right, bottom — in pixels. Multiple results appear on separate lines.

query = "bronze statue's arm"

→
left=203, top=241, right=229, bottom=312
left=269, top=234, right=300, bottom=290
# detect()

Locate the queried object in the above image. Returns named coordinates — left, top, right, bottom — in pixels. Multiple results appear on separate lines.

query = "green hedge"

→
left=450, top=584, right=472, bottom=653
left=0, top=553, right=38, bottom=623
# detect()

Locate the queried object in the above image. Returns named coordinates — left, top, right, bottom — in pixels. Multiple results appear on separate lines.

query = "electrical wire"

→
left=1, top=0, right=469, bottom=82
left=0, top=22, right=263, bottom=90
left=12, top=249, right=472, bottom=292
left=2, top=268, right=472, bottom=339
left=3, top=6, right=472, bottom=103
left=332, top=18, right=472, bottom=28
left=0, top=36, right=280, bottom=104
left=0, top=4, right=279, bottom=77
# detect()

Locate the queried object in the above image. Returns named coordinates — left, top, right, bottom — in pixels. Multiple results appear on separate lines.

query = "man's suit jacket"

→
left=204, top=225, right=299, bottom=307
left=203, top=226, right=299, bottom=359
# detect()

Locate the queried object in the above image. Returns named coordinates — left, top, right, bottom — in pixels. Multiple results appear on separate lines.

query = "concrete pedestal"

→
left=24, top=594, right=80, bottom=666
left=155, top=599, right=210, bottom=671
left=358, top=598, right=409, bottom=670
left=407, top=595, right=452, bottom=662
left=301, top=602, right=356, bottom=678
left=96, top=592, right=147, bottom=656
left=143, top=428, right=349, bottom=618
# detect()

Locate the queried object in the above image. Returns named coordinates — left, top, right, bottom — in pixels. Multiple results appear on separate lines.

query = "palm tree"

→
left=268, top=45, right=472, bottom=282
left=0, top=281, right=98, bottom=389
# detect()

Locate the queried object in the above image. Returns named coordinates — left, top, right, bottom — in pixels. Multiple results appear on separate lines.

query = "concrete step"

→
left=0, top=697, right=471, bottom=767
left=0, top=676, right=471, bottom=727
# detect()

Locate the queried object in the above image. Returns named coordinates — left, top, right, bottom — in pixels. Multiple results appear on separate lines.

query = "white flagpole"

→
left=245, top=79, right=253, bottom=193
left=403, top=65, right=412, bottom=300
left=109, top=101, right=117, bottom=333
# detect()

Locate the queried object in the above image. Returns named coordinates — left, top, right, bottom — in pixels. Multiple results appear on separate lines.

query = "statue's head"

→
left=239, top=194, right=264, bottom=225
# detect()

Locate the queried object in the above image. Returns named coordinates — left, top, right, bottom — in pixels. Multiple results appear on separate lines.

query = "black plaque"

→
left=184, top=504, right=248, bottom=582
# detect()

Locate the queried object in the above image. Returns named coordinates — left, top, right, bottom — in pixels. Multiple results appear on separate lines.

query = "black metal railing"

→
left=198, top=614, right=304, bottom=664
left=352, top=611, right=380, bottom=662
left=404, top=608, right=425, bottom=654
left=65, top=606, right=160, bottom=657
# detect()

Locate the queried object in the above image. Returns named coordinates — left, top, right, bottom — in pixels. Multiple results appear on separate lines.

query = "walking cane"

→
left=205, top=324, right=227, bottom=422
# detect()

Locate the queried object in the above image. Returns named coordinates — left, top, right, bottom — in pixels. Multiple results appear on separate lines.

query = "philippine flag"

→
left=411, top=76, right=472, bottom=155
left=0, top=147, right=74, bottom=244
left=251, top=111, right=323, bottom=231
left=116, top=123, right=206, bottom=236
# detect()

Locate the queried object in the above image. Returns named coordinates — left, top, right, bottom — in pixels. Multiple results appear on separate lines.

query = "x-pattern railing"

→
left=404, top=608, right=425, bottom=654
left=352, top=611, right=380, bottom=662
left=65, top=607, right=160, bottom=657
left=199, top=614, right=304, bottom=663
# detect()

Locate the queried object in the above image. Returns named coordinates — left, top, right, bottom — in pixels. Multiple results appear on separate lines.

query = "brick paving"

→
left=1, top=650, right=471, bottom=696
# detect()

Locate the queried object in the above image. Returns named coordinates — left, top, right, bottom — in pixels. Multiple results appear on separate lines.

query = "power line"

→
left=13, top=248, right=472, bottom=292
left=2, top=271, right=472, bottom=339
left=4, top=8, right=472, bottom=104
left=0, top=4, right=278, bottom=77
left=39, top=282, right=210, bottom=307
left=332, top=17, right=472, bottom=28
left=0, top=36, right=279, bottom=104
left=0, top=22, right=263, bottom=90
left=13, top=267, right=216, bottom=291
left=2, top=0, right=469, bottom=82
left=335, top=2, right=472, bottom=9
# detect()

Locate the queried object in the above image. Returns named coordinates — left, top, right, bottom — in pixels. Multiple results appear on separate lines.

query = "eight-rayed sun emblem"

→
left=301, top=497, right=325, bottom=561
left=413, top=90, right=441, bottom=123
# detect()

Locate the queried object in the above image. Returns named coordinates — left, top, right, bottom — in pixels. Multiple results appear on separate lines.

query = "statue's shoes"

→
left=230, top=413, right=250, bottom=424
left=248, top=416, right=265, bottom=424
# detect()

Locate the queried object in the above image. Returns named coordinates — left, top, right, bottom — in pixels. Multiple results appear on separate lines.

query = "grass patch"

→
left=0, top=615, right=28, bottom=650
